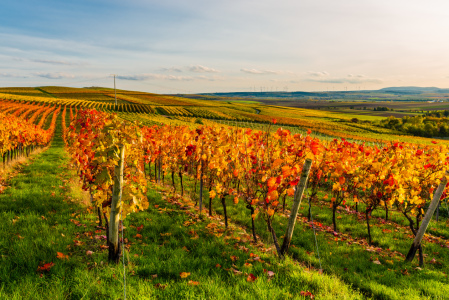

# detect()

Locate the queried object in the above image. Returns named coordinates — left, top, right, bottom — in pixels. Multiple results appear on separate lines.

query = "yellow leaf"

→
left=180, top=272, right=190, bottom=278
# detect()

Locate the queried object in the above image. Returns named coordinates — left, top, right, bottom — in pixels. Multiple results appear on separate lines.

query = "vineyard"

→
left=1, top=88, right=449, bottom=299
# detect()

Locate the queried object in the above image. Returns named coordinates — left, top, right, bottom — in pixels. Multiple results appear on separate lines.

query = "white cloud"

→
left=306, top=71, right=329, bottom=77
left=30, top=59, right=81, bottom=66
left=0, top=72, right=29, bottom=78
left=188, top=65, right=219, bottom=73
left=117, top=73, right=194, bottom=81
left=195, top=75, right=225, bottom=81
left=158, top=67, right=183, bottom=72
left=240, top=68, right=280, bottom=75
left=34, top=72, right=75, bottom=79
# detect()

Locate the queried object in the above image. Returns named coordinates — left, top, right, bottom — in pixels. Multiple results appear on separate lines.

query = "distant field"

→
left=1, top=86, right=447, bottom=145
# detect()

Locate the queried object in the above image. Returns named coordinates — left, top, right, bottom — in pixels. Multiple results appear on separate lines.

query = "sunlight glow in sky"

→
left=1, top=0, right=449, bottom=93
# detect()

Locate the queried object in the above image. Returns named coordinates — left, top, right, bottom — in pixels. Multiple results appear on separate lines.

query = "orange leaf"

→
left=188, top=280, right=199, bottom=285
left=56, top=252, right=69, bottom=260
left=267, top=208, right=275, bottom=216
left=180, top=272, right=190, bottom=278
left=272, top=159, right=283, bottom=168
left=267, top=177, right=276, bottom=188
left=246, top=273, right=257, bottom=282
left=267, top=190, right=279, bottom=201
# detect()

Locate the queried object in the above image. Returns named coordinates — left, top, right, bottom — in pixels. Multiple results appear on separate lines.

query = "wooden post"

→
left=108, top=144, right=125, bottom=263
left=280, top=159, right=313, bottom=256
left=405, top=171, right=448, bottom=264
left=199, top=162, right=203, bottom=215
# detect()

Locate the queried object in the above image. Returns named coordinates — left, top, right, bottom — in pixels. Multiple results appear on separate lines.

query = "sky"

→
left=1, top=0, right=449, bottom=93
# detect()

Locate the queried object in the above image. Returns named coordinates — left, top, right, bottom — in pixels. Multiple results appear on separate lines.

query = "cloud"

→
left=306, top=74, right=382, bottom=84
left=188, top=65, right=219, bottom=73
left=240, top=68, right=280, bottom=75
left=0, top=72, right=29, bottom=78
left=34, top=72, right=75, bottom=79
left=158, top=67, right=183, bottom=72
left=117, top=73, right=194, bottom=81
left=30, top=59, right=81, bottom=66
left=195, top=75, right=225, bottom=81
left=306, top=71, right=329, bottom=77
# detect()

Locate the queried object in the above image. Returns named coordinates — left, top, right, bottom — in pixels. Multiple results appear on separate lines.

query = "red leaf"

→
left=37, top=262, right=55, bottom=272
left=246, top=273, right=257, bottom=282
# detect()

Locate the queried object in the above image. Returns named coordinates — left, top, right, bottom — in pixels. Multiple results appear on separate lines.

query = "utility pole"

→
left=111, top=74, right=117, bottom=108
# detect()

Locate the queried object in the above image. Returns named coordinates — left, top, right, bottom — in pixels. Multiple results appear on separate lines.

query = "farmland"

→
left=1, top=86, right=449, bottom=299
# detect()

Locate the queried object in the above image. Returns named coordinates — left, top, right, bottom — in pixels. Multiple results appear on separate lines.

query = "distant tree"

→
left=440, top=125, right=448, bottom=137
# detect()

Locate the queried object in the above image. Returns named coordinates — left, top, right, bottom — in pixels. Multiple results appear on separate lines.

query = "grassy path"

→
left=0, top=114, right=101, bottom=299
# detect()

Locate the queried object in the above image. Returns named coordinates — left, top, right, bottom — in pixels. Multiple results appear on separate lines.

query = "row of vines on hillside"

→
left=65, top=109, right=449, bottom=265
left=1, top=104, right=59, bottom=167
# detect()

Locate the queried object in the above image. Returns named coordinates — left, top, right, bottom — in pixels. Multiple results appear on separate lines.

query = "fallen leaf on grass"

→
left=137, top=224, right=144, bottom=232
left=73, top=240, right=84, bottom=246
left=300, top=291, right=315, bottom=299
left=135, top=234, right=142, bottom=239
left=86, top=251, right=93, bottom=256
left=246, top=273, right=257, bottom=282
left=230, top=255, right=238, bottom=262
left=180, top=272, right=190, bottom=278
left=154, top=283, right=167, bottom=290
left=188, top=280, right=199, bottom=286
left=37, top=262, right=55, bottom=272
left=56, top=252, right=69, bottom=260
left=215, top=264, right=221, bottom=268
left=373, top=260, right=382, bottom=265
left=231, top=268, right=242, bottom=275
